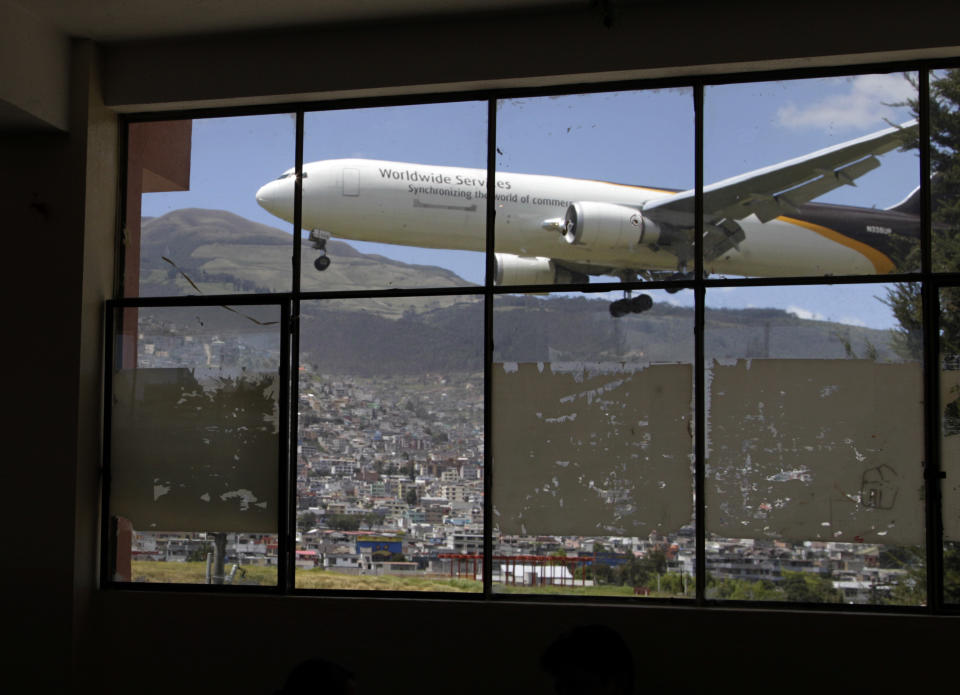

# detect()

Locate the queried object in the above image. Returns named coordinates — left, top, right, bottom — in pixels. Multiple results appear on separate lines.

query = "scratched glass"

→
left=295, top=296, right=483, bottom=592
left=703, top=74, right=920, bottom=279
left=127, top=114, right=296, bottom=298
left=704, top=285, right=925, bottom=605
left=108, top=304, right=282, bottom=586
left=490, top=289, right=695, bottom=597
left=939, top=286, right=960, bottom=604
left=299, top=102, right=487, bottom=292
left=493, top=89, right=694, bottom=296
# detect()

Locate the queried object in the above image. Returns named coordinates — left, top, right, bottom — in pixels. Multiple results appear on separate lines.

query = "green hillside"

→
left=139, top=208, right=473, bottom=303
left=134, top=208, right=904, bottom=374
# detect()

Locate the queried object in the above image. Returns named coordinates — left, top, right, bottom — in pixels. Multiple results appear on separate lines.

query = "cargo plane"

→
left=256, top=121, right=919, bottom=316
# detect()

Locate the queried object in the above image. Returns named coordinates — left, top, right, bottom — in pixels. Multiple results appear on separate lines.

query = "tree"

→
left=887, top=70, right=960, bottom=603
left=615, top=557, right=651, bottom=588
left=945, top=544, right=960, bottom=604
left=658, top=571, right=694, bottom=596
left=885, top=70, right=960, bottom=361
left=404, top=488, right=418, bottom=506
left=327, top=514, right=361, bottom=531
left=712, top=577, right=781, bottom=601
left=646, top=549, right=668, bottom=576
left=886, top=544, right=960, bottom=605
left=583, top=562, right=614, bottom=584
left=780, top=571, right=842, bottom=604
left=298, top=511, right=318, bottom=531
left=187, top=543, right=214, bottom=562
left=611, top=551, right=670, bottom=589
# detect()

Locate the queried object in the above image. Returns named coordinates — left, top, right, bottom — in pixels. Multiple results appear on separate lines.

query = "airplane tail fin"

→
left=886, top=174, right=941, bottom=216
left=886, top=183, right=922, bottom=216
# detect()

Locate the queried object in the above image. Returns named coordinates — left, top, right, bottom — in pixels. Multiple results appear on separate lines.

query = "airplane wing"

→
left=641, top=120, right=918, bottom=259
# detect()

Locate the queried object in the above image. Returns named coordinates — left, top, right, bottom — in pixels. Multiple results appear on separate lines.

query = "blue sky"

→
left=142, top=72, right=920, bottom=329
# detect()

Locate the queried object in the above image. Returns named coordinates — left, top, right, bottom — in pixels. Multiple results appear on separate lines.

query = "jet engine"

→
left=562, top=201, right=661, bottom=249
left=494, top=253, right=588, bottom=285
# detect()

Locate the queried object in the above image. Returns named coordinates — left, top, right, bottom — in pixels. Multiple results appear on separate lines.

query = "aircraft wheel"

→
left=314, top=255, right=331, bottom=271
left=609, top=299, right=629, bottom=318
left=631, top=294, right=653, bottom=312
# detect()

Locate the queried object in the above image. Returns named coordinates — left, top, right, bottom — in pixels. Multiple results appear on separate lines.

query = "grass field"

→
left=131, top=561, right=278, bottom=585
left=131, top=562, right=479, bottom=591
left=294, top=570, right=481, bottom=592
left=130, top=562, right=684, bottom=598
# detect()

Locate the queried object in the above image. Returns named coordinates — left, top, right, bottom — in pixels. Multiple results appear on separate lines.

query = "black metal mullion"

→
left=694, top=81, right=707, bottom=605
left=919, top=68, right=945, bottom=611
left=293, top=111, right=304, bottom=294
left=921, top=69, right=932, bottom=278
left=285, top=111, right=305, bottom=595
left=114, top=119, right=130, bottom=300
left=276, top=298, right=292, bottom=594
left=482, top=99, right=497, bottom=596
left=923, top=280, right=944, bottom=611
left=100, top=305, right=116, bottom=587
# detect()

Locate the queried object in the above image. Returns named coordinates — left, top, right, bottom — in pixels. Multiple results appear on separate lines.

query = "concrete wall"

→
left=1, top=40, right=116, bottom=690
left=101, top=2, right=960, bottom=112
left=0, top=0, right=69, bottom=130
left=90, top=592, right=955, bottom=692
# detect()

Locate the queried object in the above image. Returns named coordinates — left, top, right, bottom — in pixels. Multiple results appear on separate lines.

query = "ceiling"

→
left=14, top=0, right=584, bottom=41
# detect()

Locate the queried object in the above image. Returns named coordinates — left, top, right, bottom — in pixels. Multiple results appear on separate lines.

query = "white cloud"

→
left=836, top=316, right=868, bottom=327
left=789, top=306, right=871, bottom=327
left=776, top=74, right=915, bottom=131
left=787, top=305, right=827, bottom=321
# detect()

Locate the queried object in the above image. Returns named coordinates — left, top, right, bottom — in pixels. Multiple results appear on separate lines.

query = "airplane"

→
left=255, top=121, right=919, bottom=317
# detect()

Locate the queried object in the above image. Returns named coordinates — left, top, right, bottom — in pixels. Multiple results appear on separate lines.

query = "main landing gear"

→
left=607, top=265, right=698, bottom=316
left=608, top=269, right=653, bottom=318
left=609, top=292, right=652, bottom=318
left=310, top=230, right=331, bottom=272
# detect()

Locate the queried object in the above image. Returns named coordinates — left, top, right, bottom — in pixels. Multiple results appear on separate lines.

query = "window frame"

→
left=103, top=59, right=960, bottom=613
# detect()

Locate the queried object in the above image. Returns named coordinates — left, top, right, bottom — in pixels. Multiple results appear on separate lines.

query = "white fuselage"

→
left=256, top=159, right=884, bottom=277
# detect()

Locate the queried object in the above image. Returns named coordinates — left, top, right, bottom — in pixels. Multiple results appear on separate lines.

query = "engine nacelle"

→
left=494, top=253, right=588, bottom=285
left=562, top=201, right=661, bottom=249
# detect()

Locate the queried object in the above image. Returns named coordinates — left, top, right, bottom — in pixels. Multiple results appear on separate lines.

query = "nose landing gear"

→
left=309, top=230, right=331, bottom=272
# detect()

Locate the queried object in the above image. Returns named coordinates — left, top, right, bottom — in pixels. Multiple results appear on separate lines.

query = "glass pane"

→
left=294, top=102, right=486, bottom=292
left=109, top=303, right=282, bottom=586
left=930, top=69, right=960, bottom=273
left=705, top=285, right=925, bottom=605
left=494, top=89, right=694, bottom=290
left=126, top=114, right=296, bottom=297
left=704, top=74, right=919, bottom=278
left=492, top=290, right=695, bottom=597
left=296, top=296, right=483, bottom=592
left=940, top=286, right=960, bottom=603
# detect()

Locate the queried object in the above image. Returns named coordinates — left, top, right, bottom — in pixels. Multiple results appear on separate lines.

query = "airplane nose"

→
left=255, top=181, right=273, bottom=210
left=256, top=179, right=291, bottom=220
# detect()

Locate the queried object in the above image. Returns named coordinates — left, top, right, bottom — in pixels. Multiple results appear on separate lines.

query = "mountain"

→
left=133, top=208, right=904, bottom=374
left=139, top=208, right=474, bottom=313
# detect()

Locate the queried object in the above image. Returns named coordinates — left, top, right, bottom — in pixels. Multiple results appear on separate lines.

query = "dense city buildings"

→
left=129, top=328, right=919, bottom=602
